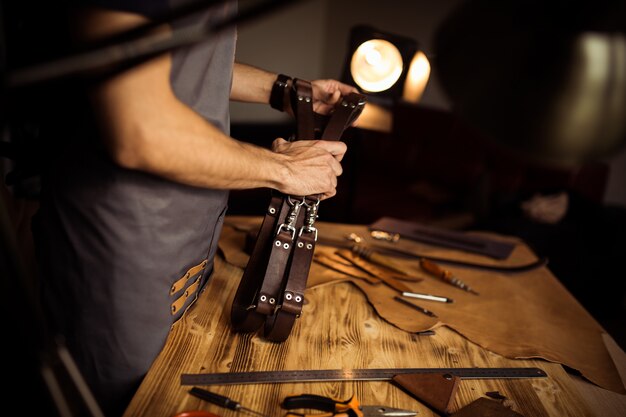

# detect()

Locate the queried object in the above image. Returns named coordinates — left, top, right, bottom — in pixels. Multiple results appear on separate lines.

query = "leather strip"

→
left=320, top=93, right=366, bottom=140
left=262, top=226, right=316, bottom=342
left=170, top=259, right=207, bottom=295
left=254, top=208, right=301, bottom=316
left=291, top=78, right=316, bottom=140
left=335, top=249, right=414, bottom=293
left=230, top=195, right=287, bottom=332
left=313, top=252, right=381, bottom=284
left=171, top=277, right=201, bottom=315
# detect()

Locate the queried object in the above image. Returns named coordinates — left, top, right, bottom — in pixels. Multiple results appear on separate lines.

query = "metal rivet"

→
left=269, top=298, right=276, bottom=305
left=305, top=97, right=311, bottom=103
left=295, top=296, right=302, bottom=302
left=306, top=243, right=313, bottom=250
left=275, top=240, right=281, bottom=246
left=342, top=101, right=348, bottom=107
left=297, top=242, right=304, bottom=248
left=443, top=373, right=453, bottom=380
left=285, top=293, right=293, bottom=300
left=350, top=103, right=356, bottom=108
left=283, top=243, right=290, bottom=249
left=269, top=207, right=276, bottom=214
left=170, top=285, right=176, bottom=293
left=171, top=305, right=176, bottom=313
left=298, top=96, right=304, bottom=101
left=260, top=295, right=267, bottom=302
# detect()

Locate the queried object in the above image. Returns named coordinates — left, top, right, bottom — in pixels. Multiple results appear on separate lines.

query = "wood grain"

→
left=123, top=218, right=626, bottom=417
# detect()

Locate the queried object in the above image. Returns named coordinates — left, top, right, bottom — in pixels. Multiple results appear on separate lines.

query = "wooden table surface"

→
left=123, top=217, right=626, bottom=417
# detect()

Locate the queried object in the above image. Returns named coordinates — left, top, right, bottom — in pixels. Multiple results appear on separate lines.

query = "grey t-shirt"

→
left=35, top=1, right=237, bottom=414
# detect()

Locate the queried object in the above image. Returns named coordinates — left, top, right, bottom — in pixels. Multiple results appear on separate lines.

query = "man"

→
left=28, top=1, right=359, bottom=415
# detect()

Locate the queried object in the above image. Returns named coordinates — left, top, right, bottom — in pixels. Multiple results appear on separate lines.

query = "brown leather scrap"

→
left=449, top=397, right=524, bottom=417
left=393, top=372, right=460, bottom=414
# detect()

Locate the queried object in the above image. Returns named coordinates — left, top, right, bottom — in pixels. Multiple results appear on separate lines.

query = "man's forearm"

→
left=93, top=55, right=288, bottom=191
left=93, top=53, right=345, bottom=198
left=81, top=9, right=345, bottom=199
left=230, top=62, right=278, bottom=103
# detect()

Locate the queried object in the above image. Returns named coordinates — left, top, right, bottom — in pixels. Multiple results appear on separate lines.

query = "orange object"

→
left=174, top=411, right=222, bottom=417
left=419, top=259, right=479, bottom=295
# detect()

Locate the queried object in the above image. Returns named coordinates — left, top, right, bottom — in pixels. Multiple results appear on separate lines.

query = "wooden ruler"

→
left=181, top=367, right=547, bottom=386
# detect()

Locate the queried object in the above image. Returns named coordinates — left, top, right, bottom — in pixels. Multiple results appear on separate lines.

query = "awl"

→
left=419, top=259, right=479, bottom=295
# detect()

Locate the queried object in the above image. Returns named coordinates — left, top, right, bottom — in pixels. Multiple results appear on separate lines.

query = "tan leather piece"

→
left=218, top=218, right=625, bottom=394
left=393, top=372, right=460, bottom=414
left=170, top=259, right=207, bottom=295
left=171, top=277, right=201, bottom=316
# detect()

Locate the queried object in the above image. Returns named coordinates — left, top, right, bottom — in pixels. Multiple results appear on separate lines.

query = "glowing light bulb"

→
left=350, top=39, right=403, bottom=92
left=365, top=47, right=383, bottom=67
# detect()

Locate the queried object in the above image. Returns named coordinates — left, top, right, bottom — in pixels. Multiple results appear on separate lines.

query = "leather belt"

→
left=230, top=80, right=366, bottom=342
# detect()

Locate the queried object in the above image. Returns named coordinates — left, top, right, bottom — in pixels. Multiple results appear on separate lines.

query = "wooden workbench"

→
left=122, top=217, right=626, bottom=417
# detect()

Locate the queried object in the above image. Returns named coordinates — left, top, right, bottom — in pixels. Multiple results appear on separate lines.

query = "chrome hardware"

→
left=370, top=230, right=400, bottom=242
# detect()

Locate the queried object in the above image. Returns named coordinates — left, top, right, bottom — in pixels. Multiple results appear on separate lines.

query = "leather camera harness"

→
left=230, top=79, right=366, bottom=342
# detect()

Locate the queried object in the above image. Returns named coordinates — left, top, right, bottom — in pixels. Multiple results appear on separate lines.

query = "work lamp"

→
left=342, top=25, right=431, bottom=106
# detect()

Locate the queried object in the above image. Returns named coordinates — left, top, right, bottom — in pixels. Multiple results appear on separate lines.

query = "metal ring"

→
left=287, top=195, right=306, bottom=206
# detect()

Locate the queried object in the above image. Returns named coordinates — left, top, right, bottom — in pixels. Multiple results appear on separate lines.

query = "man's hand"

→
left=271, top=138, right=347, bottom=200
left=311, top=79, right=360, bottom=116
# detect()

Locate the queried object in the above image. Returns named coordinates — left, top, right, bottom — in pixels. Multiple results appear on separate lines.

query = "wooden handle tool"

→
left=419, top=259, right=479, bottom=295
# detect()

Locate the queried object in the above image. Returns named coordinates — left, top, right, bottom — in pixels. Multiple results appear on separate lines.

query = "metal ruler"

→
left=181, top=367, right=547, bottom=386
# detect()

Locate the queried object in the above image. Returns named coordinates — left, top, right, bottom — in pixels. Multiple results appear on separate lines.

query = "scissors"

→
left=282, top=394, right=417, bottom=417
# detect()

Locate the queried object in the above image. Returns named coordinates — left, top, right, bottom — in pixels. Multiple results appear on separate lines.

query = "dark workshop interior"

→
left=226, top=0, right=626, bottom=349
left=1, top=0, right=626, bottom=415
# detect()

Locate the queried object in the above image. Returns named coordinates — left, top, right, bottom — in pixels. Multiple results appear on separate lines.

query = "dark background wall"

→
left=230, top=0, right=626, bottom=208
left=228, top=0, right=626, bottom=349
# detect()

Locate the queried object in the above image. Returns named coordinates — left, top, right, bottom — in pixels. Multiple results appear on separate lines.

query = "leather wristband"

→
left=270, top=74, right=291, bottom=112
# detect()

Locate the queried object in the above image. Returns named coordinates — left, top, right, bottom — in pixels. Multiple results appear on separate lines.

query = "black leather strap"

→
left=270, top=73, right=291, bottom=112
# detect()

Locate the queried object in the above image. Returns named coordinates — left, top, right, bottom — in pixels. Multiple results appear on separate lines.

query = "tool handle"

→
left=284, top=412, right=337, bottom=417
left=190, top=387, right=240, bottom=410
left=419, top=259, right=452, bottom=282
left=283, top=394, right=339, bottom=412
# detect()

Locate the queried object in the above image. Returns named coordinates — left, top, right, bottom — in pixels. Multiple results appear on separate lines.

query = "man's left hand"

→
left=311, top=79, right=361, bottom=120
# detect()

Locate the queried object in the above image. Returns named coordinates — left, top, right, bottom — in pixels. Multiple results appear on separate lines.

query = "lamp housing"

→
left=342, top=25, right=420, bottom=107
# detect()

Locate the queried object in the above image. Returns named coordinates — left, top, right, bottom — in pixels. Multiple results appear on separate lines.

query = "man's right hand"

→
left=271, top=138, right=347, bottom=200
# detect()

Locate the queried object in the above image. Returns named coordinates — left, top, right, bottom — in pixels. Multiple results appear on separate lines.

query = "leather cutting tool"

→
left=187, top=387, right=268, bottom=417
left=281, top=394, right=417, bottom=417
left=419, top=259, right=479, bottom=295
